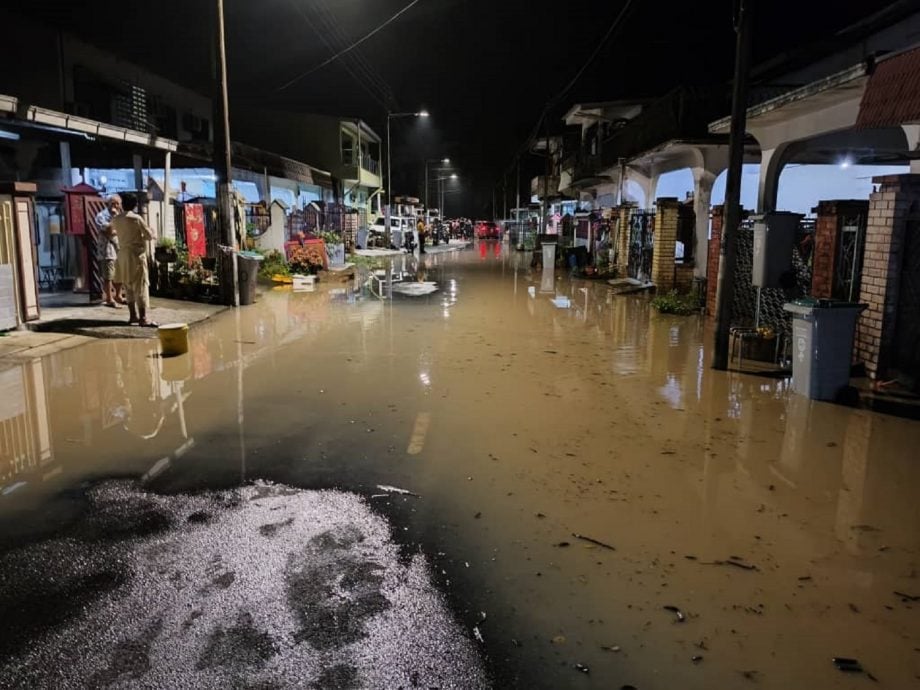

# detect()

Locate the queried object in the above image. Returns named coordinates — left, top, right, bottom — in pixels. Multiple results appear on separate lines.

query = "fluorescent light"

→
left=418, top=110, right=430, bottom=118
left=0, top=129, right=20, bottom=141
left=442, top=158, right=450, bottom=163
left=450, top=173, right=458, bottom=179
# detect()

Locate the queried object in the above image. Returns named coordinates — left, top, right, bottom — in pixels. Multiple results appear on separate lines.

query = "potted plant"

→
left=288, top=245, right=325, bottom=276
left=320, top=231, right=346, bottom=267
left=155, top=237, right=179, bottom=263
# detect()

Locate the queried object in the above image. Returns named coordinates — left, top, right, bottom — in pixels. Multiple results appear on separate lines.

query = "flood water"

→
left=2, top=242, right=920, bottom=689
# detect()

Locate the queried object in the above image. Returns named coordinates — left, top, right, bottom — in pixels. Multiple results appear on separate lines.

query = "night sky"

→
left=17, top=0, right=901, bottom=214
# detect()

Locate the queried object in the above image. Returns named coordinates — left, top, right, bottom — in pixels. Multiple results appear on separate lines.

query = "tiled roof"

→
left=857, top=46, right=920, bottom=128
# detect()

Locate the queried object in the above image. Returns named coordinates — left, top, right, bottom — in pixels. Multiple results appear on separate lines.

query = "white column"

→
left=647, top=173, right=660, bottom=210
left=692, top=167, right=718, bottom=278
left=163, top=150, right=173, bottom=240
left=757, top=144, right=788, bottom=213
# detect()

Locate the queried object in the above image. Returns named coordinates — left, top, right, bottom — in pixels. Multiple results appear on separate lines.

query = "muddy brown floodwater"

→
left=2, top=243, right=920, bottom=689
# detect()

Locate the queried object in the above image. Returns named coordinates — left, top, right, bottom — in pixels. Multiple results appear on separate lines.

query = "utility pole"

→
left=712, top=0, right=753, bottom=370
left=214, top=0, right=238, bottom=306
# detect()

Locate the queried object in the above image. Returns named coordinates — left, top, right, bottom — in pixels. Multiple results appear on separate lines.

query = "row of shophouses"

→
left=531, top=2, right=920, bottom=389
left=0, top=7, right=383, bottom=329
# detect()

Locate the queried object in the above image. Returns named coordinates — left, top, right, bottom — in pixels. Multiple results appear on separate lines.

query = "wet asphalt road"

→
left=2, top=244, right=920, bottom=689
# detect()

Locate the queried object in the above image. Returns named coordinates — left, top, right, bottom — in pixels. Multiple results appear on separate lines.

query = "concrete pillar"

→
left=647, top=174, right=660, bottom=211
left=706, top=205, right=724, bottom=315
left=854, top=174, right=920, bottom=380
left=811, top=200, right=869, bottom=299
left=757, top=145, right=789, bottom=213
left=651, top=197, right=680, bottom=291
left=59, top=142, right=73, bottom=186
left=692, top=167, right=718, bottom=278
left=132, top=154, right=143, bottom=191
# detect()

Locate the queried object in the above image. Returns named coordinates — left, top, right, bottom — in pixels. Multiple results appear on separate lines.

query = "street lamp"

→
left=433, top=173, right=459, bottom=219
left=424, top=157, right=451, bottom=217
left=386, top=110, right=429, bottom=247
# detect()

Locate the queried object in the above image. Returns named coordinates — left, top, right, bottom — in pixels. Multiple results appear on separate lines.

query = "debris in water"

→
left=554, top=541, right=571, bottom=548
left=663, top=605, right=686, bottom=623
left=375, top=484, right=420, bottom=497
left=474, top=512, right=482, bottom=519
left=797, top=575, right=813, bottom=582
left=894, top=591, right=920, bottom=602
left=850, top=524, right=880, bottom=532
left=832, top=657, right=864, bottom=673
left=551, top=635, right=566, bottom=645
left=574, top=663, right=590, bottom=674
left=601, top=645, right=621, bottom=653
left=701, top=558, right=758, bottom=571
left=740, top=670, right=759, bottom=681
left=571, top=533, right=615, bottom=551
left=691, top=655, right=704, bottom=664
left=473, top=626, right=484, bottom=644
left=621, top=685, right=638, bottom=690
left=848, top=603, right=860, bottom=613
left=535, top=513, right=546, bottom=519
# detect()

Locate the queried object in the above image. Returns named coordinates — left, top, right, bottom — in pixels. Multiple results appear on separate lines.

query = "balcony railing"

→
left=361, top=154, right=379, bottom=175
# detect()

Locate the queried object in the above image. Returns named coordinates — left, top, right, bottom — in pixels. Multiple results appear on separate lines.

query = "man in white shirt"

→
left=95, top=194, right=123, bottom=307
left=112, top=194, right=156, bottom=327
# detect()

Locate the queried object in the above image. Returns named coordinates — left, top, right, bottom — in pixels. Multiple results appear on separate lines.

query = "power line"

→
left=312, top=0, right=397, bottom=108
left=500, top=0, right=637, bottom=183
left=280, top=0, right=392, bottom=110
left=277, top=0, right=422, bottom=92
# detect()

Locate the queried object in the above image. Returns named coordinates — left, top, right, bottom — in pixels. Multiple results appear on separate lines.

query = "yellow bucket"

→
left=158, top=322, right=189, bottom=357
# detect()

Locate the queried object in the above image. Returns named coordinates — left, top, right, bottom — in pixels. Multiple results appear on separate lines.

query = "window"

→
left=341, top=131, right=356, bottom=165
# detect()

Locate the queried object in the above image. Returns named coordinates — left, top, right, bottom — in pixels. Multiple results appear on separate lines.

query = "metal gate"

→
left=628, top=210, right=655, bottom=282
left=892, top=210, right=920, bottom=390
left=833, top=211, right=866, bottom=301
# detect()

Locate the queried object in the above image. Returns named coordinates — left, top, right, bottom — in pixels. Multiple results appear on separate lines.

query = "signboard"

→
left=184, top=204, right=206, bottom=259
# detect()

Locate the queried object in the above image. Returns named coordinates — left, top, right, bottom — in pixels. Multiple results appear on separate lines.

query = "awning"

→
left=857, top=46, right=920, bottom=128
left=0, top=94, right=179, bottom=152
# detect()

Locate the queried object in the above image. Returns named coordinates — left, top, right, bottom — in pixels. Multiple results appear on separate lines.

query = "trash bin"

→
left=783, top=298, right=866, bottom=401
left=236, top=252, right=263, bottom=306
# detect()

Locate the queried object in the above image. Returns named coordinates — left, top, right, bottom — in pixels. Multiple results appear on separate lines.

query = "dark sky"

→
left=17, top=0, right=903, bottom=214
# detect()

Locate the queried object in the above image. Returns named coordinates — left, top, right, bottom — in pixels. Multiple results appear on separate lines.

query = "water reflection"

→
left=2, top=248, right=920, bottom=688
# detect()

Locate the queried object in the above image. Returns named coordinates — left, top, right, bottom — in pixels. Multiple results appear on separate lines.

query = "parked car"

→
left=370, top=216, right=414, bottom=247
left=475, top=220, right=500, bottom=239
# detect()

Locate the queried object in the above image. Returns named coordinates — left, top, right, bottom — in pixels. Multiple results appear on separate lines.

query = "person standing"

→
left=112, top=193, right=157, bottom=327
left=95, top=194, right=123, bottom=307
left=417, top=216, right=426, bottom=254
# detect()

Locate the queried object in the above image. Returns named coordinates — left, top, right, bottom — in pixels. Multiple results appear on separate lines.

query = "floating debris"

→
left=850, top=524, right=881, bottom=532
left=473, top=626, right=484, bottom=644
left=554, top=541, right=571, bottom=548
left=574, top=663, right=590, bottom=674
left=691, top=655, right=704, bottom=664
left=600, top=645, right=621, bottom=653
left=663, top=605, right=686, bottom=623
left=701, top=557, right=758, bottom=571
left=571, top=533, right=616, bottom=551
left=832, top=657, right=864, bottom=673
left=374, top=484, right=420, bottom=497
left=551, top=635, right=566, bottom=645
left=894, top=591, right=920, bottom=602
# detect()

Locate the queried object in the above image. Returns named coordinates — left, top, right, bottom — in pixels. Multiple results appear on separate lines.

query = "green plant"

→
left=651, top=290, right=700, bottom=316
left=258, top=250, right=290, bottom=280
left=157, top=236, right=177, bottom=249
left=319, top=231, right=342, bottom=246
